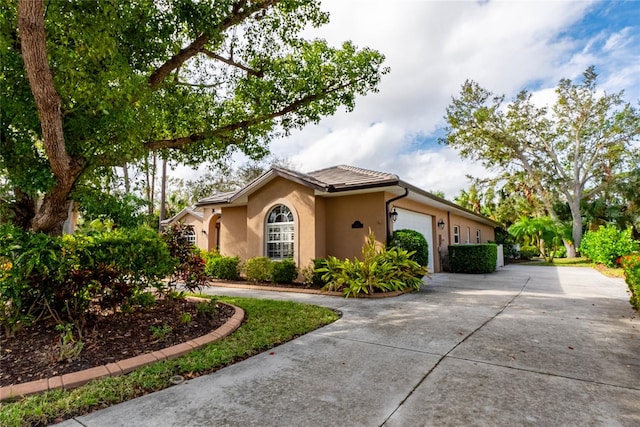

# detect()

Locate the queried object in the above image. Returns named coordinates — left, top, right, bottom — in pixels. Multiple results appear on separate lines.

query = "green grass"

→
left=520, top=257, right=625, bottom=277
left=0, top=296, right=339, bottom=427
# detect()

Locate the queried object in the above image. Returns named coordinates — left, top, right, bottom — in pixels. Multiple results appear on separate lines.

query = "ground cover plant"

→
left=0, top=296, right=339, bottom=427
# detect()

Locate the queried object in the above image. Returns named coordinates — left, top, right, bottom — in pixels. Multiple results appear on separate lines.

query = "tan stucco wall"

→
left=219, top=206, right=247, bottom=259
left=324, top=192, right=386, bottom=260
left=449, top=214, right=495, bottom=246
left=246, top=177, right=317, bottom=270
left=172, top=213, right=206, bottom=250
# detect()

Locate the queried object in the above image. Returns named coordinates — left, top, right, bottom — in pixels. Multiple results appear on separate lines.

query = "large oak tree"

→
left=1, top=0, right=387, bottom=233
left=443, top=68, right=639, bottom=257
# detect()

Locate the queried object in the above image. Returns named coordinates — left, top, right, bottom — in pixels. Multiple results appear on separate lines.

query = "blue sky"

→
left=261, top=0, right=640, bottom=198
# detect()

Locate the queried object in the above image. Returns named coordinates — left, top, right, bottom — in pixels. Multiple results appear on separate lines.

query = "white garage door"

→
left=393, top=208, right=434, bottom=272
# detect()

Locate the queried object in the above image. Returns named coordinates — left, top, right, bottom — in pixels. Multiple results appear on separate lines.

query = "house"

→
left=159, top=206, right=213, bottom=249
left=182, top=165, right=500, bottom=273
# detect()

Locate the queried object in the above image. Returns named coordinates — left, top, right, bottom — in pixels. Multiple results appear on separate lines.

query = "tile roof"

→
left=308, top=165, right=399, bottom=189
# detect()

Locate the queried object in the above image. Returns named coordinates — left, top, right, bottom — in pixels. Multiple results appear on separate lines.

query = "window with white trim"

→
left=466, top=227, right=471, bottom=244
left=453, top=225, right=460, bottom=244
left=476, top=229, right=481, bottom=243
left=266, top=205, right=294, bottom=260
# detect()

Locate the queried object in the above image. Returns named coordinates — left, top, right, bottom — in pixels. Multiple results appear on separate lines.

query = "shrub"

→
left=555, top=245, right=568, bottom=258
left=519, top=245, right=540, bottom=260
left=0, top=224, right=174, bottom=336
left=161, top=223, right=206, bottom=293
left=271, top=259, right=297, bottom=283
left=619, top=254, right=640, bottom=312
left=448, top=244, right=497, bottom=274
left=303, top=258, right=328, bottom=287
left=579, top=225, right=639, bottom=267
left=203, top=252, right=240, bottom=280
left=318, top=230, right=428, bottom=297
left=243, top=257, right=273, bottom=282
left=389, top=229, right=429, bottom=267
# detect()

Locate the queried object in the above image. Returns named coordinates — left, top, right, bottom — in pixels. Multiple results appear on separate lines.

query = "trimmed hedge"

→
left=203, top=252, right=240, bottom=280
left=389, top=229, right=429, bottom=267
left=620, top=253, right=640, bottom=312
left=448, top=244, right=497, bottom=274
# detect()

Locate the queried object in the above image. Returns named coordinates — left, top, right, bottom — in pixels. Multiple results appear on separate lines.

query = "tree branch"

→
left=145, top=79, right=357, bottom=151
left=148, top=0, right=279, bottom=89
left=200, top=48, right=264, bottom=77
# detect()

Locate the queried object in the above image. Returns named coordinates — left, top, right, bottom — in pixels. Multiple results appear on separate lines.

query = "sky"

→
left=260, top=0, right=640, bottom=199
left=175, top=0, right=640, bottom=200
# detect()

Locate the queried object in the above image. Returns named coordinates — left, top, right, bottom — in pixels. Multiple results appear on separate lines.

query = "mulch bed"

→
left=0, top=298, right=234, bottom=388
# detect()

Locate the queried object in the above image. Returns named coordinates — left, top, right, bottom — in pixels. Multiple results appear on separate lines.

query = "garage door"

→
left=393, top=208, right=434, bottom=272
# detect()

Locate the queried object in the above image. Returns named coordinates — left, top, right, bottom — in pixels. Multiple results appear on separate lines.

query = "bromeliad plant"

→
left=317, top=230, right=428, bottom=298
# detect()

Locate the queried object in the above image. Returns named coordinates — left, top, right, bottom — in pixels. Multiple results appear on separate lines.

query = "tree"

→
left=443, top=67, right=640, bottom=257
left=508, top=216, right=564, bottom=262
left=1, top=0, right=387, bottom=234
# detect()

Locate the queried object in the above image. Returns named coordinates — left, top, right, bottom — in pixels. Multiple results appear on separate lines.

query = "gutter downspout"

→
left=385, top=187, right=409, bottom=245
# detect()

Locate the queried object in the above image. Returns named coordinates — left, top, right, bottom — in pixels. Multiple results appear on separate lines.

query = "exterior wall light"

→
left=437, top=219, right=445, bottom=229
left=390, top=207, right=398, bottom=223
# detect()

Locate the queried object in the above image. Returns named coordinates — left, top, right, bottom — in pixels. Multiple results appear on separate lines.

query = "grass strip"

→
left=0, top=296, right=339, bottom=427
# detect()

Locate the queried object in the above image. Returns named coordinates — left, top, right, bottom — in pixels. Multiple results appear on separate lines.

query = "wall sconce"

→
left=389, top=207, right=398, bottom=223
left=437, top=219, right=445, bottom=229
left=201, top=229, right=207, bottom=234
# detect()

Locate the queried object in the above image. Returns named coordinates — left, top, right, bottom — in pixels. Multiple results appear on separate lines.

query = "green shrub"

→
left=555, top=245, right=568, bottom=258
left=449, top=244, right=497, bottom=274
left=270, top=259, right=297, bottom=283
left=318, top=230, right=428, bottom=297
left=243, top=257, right=273, bottom=282
left=0, top=224, right=174, bottom=336
left=619, top=253, right=640, bottom=312
left=203, top=252, right=240, bottom=280
left=579, top=225, right=639, bottom=267
left=519, top=245, right=540, bottom=260
left=389, top=229, right=429, bottom=267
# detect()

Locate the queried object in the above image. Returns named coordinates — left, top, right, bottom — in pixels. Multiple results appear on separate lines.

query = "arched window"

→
left=266, top=205, right=294, bottom=260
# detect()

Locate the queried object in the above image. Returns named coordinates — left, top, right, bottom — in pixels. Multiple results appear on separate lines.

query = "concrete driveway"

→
left=60, top=265, right=639, bottom=426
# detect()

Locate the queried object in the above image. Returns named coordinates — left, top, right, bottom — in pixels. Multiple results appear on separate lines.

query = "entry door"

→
left=393, top=208, right=434, bottom=272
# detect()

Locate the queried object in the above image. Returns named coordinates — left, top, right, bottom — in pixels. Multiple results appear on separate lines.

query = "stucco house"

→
left=177, top=165, right=499, bottom=273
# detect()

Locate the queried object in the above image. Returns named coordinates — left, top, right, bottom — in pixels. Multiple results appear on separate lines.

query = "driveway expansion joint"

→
left=380, top=277, right=532, bottom=426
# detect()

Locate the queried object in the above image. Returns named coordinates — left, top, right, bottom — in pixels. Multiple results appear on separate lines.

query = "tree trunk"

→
left=18, top=0, right=84, bottom=234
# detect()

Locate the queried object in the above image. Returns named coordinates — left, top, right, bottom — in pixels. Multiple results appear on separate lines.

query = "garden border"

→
left=0, top=300, right=244, bottom=402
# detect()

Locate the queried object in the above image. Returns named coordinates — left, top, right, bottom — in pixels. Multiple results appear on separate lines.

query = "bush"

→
left=389, top=229, right=429, bottom=267
left=448, top=244, right=497, bottom=274
left=579, top=225, right=639, bottom=267
left=0, top=224, right=174, bottom=336
left=555, top=245, right=567, bottom=258
left=318, top=230, right=428, bottom=297
left=271, top=259, right=298, bottom=283
left=619, top=254, right=640, bottom=312
left=161, top=223, right=206, bottom=293
left=519, top=245, right=540, bottom=260
left=203, top=252, right=240, bottom=280
left=243, top=257, right=273, bottom=282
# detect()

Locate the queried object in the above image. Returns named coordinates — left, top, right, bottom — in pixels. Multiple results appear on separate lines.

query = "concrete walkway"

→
left=59, top=265, right=639, bottom=426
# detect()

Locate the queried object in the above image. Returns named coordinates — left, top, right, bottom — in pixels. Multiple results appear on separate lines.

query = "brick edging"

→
left=0, top=301, right=245, bottom=402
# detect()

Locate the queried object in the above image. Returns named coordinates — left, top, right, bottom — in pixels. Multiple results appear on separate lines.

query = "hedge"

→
left=448, top=244, right=497, bottom=274
left=620, top=253, right=640, bottom=312
left=389, top=229, right=429, bottom=267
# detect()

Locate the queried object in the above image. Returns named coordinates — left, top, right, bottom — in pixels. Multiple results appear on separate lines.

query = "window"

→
left=184, top=227, right=196, bottom=245
left=266, top=205, right=294, bottom=260
left=476, top=229, right=481, bottom=243
left=453, top=225, right=460, bottom=244
left=466, top=227, right=471, bottom=244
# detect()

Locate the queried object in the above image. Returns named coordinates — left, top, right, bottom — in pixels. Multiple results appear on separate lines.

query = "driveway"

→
left=60, top=265, right=639, bottom=426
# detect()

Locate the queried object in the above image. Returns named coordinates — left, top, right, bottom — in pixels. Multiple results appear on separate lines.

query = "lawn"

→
left=0, top=295, right=339, bottom=427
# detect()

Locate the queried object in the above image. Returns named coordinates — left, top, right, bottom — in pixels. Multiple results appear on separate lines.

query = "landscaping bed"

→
left=0, top=298, right=234, bottom=388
